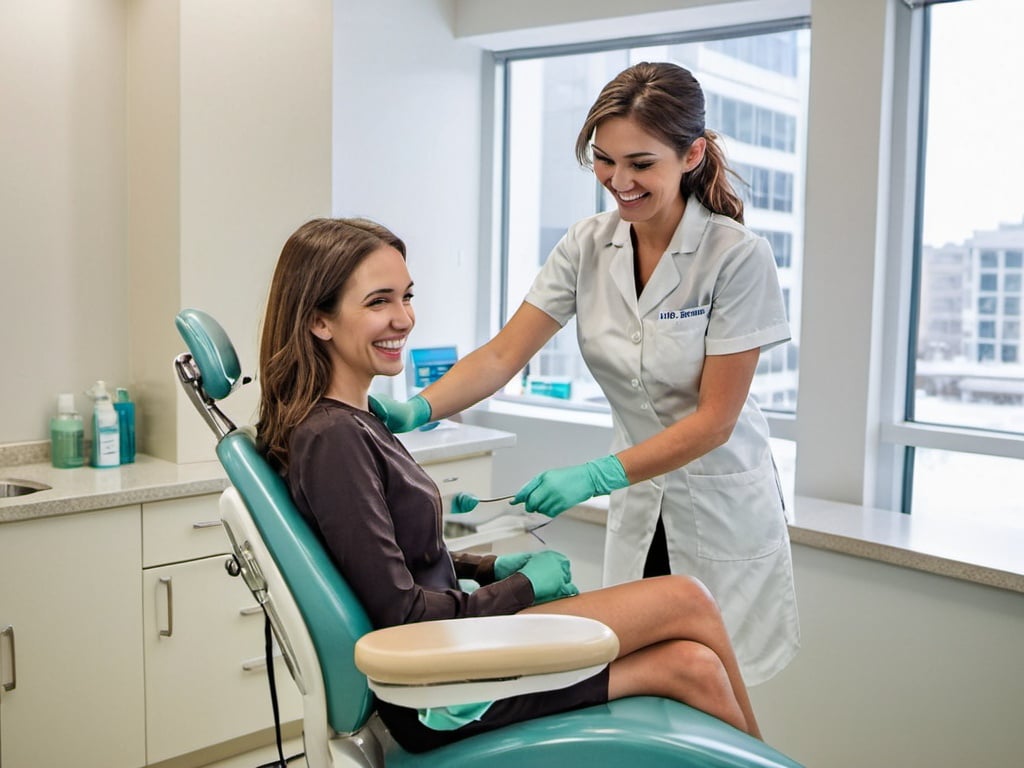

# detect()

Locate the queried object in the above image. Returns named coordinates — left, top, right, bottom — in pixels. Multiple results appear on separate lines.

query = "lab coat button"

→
left=630, top=378, right=640, bottom=388
left=640, top=403, right=649, bottom=410
left=631, top=331, right=641, bottom=343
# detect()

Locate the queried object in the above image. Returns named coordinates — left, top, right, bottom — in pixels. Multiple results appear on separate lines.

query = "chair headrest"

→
left=175, top=308, right=243, bottom=401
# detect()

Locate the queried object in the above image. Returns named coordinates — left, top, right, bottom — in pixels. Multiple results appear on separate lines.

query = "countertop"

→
left=0, top=421, right=515, bottom=525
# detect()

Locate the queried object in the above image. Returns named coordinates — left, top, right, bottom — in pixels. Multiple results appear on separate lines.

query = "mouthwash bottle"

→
left=50, top=393, right=85, bottom=468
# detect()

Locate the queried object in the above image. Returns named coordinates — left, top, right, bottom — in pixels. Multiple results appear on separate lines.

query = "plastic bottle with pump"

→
left=87, top=380, right=120, bottom=468
left=50, top=393, right=85, bottom=469
left=114, top=387, right=136, bottom=464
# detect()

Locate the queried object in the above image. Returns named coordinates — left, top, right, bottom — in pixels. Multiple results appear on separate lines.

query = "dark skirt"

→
left=376, top=665, right=611, bottom=753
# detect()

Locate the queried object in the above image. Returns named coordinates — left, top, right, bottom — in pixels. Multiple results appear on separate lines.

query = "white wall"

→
left=0, top=0, right=130, bottom=444
left=752, top=544, right=1024, bottom=766
left=333, top=0, right=486, bottom=367
left=0, top=1, right=332, bottom=460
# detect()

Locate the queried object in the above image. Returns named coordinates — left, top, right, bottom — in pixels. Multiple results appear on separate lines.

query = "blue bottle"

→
left=115, top=387, right=136, bottom=464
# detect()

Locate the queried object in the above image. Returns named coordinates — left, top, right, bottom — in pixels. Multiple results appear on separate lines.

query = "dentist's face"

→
left=592, top=116, right=704, bottom=229
left=313, top=245, right=414, bottom=398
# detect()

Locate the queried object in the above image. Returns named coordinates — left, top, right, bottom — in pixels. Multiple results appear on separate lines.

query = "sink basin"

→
left=0, top=479, right=52, bottom=498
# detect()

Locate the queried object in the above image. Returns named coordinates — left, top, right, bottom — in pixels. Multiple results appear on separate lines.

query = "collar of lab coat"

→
left=607, top=195, right=710, bottom=316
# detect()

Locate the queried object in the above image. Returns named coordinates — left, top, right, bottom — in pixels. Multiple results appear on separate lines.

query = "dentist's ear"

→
left=309, top=314, right=333, bottom=341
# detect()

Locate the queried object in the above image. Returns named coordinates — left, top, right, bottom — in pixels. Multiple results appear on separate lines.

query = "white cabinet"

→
left=0, top=506, right=146, bottom=768
left=419, top=453, right=493, bottom=505
left=141, top=495, right=302, bottom=764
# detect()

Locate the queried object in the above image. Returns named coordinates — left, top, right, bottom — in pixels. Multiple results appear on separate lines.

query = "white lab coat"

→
left=524, top=197, right=800, bottom=685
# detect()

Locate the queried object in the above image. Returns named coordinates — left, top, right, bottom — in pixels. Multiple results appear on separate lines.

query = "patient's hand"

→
left=493, top=552, right=532, bottom=580
left=519, top=551, right=577, bottom=604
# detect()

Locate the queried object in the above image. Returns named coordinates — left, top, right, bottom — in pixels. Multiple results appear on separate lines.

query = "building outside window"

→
left=903, top=0, right=1024, bottom=525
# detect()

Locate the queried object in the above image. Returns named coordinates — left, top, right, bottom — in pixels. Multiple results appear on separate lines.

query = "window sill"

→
left=474, top=400, right=1023, bottom=594
left=563, top=495, right=1024, bottom=595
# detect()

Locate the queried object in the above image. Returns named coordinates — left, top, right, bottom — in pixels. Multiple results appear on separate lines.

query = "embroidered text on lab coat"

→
left=659, top=305, right=708, bottom=321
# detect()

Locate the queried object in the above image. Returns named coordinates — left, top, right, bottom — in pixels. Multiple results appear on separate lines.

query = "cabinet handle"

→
left=1, top=624, right=15, bottom=692
left=158, top=577, right=174, bottom=637
left=192, top=520, right=222, bottom=529
left=239, top=605, right=263, bottom=616
left=441, top=476, right=459, bottom=483
left=241, top=651, right=283, bottom=672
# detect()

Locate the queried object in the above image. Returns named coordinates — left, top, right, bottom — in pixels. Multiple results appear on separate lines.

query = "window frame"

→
left=491, top=17, right=810, bottom=430
left=877, top=0, right=1024, bottom=514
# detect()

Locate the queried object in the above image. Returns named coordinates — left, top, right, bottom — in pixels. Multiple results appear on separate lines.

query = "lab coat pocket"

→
left=646, top=321, right=707, bottom=392
left=688, top=455, right=785, bottom=561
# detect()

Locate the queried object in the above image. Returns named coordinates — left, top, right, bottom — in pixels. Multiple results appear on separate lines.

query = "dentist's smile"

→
left=614, top=188, right=649, bottom=207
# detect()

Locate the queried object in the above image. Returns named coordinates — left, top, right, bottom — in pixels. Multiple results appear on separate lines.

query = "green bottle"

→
left=51, top=393, right=85, bottom=469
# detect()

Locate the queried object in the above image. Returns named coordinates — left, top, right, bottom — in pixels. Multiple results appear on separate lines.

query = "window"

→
left=901, top=0, right=1024, bottom=522
left=497, top=23, right=810, bottom=415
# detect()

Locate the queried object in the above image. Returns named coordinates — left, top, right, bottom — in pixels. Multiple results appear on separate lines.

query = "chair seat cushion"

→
left=386, top=696, right=804, bottom=768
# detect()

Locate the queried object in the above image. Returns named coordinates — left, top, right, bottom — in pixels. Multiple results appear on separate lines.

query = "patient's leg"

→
left=520, top=575, right=760, bottom=738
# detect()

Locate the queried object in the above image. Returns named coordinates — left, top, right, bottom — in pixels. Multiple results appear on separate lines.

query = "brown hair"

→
left=256, top=217, right=406, bottom=471
left=575, top=61, right=745, bottom=223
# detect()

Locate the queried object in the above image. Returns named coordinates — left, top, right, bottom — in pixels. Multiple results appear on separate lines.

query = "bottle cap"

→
left=57, top=393, right=76, bottom=414
left=87, top=380, right=110, bottom=400
left=116, top=387, right=130, bottom=403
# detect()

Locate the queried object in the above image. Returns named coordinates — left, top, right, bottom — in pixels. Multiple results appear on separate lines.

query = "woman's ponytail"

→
left=684, top=129, right=745, bottom=224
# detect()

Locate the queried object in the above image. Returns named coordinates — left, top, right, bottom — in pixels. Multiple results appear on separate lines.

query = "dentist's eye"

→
left=633, top=161, right=654, bottom=171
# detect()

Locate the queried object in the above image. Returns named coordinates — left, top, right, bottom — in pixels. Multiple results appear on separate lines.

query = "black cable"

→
left=254, top=613, right=305, bottom=767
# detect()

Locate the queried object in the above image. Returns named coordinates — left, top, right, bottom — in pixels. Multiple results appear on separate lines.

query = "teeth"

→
left=375, top=339, right=404, bottom=350
left=619, top=191, right=645, bottom=202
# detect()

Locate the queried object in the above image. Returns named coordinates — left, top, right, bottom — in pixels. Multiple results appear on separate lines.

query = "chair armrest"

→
left=355, top=614, right=617, bottom=709
left=356, top=614, right=617, bottom=684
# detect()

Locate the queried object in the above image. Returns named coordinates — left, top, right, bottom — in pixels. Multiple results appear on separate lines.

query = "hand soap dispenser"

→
left=87, top=380, right=120, bottom=468
left=50, top=393, right=85, bottom=468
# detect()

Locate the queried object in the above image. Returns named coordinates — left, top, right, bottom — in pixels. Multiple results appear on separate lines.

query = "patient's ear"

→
left=309, top=314, right=333, bottom=341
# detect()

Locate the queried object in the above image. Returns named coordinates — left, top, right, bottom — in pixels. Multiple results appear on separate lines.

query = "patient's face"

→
left=318, top=245, right=415, bottom=399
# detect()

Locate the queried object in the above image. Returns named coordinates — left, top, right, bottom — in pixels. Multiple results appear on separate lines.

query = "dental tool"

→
left=450, top=492, right=514, bottom=514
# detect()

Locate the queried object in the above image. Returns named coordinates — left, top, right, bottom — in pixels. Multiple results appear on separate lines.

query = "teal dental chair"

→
left=173, top=308, right=804, bottom=768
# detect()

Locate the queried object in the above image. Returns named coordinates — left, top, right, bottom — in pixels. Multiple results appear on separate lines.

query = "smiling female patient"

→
left=256, top=217, right=762, bottom=752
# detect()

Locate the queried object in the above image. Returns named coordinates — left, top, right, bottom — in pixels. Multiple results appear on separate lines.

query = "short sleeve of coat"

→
left=704, top=227, right=791, bottom=356
left=523, top=226, right=582, bottom=327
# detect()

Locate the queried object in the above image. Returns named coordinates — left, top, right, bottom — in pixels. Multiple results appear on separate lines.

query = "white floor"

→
left=201, top=738, right=307, bottom=768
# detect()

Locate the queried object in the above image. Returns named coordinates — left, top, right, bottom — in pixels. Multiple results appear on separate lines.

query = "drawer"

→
left=143, top=494, right=230, bottom=567
left=420, top=455, right=493, bottom=498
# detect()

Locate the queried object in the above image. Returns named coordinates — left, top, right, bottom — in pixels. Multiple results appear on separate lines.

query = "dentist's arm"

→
left=372, top=302, right=560, bottom=431
left=616, top=347, right=761, bottom=482
left=513, top=348, right=760, bottom=516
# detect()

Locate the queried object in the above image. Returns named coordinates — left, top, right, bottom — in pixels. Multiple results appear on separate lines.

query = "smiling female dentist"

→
left=372, top=61, right=799, bottom=685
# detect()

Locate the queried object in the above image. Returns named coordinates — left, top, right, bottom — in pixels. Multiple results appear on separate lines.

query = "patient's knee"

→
left=656, top=574, right=719, bottom=616
left=668, top=640, right=727, bottom=690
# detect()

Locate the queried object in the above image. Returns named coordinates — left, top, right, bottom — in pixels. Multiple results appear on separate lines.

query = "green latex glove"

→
left=519, top=550, right=576, bottom=604
left=450, top=492, right=479, bottom=514
left=367, top=394, right=431, bottom=433
left=493, top=551, right=532, bottom=580
left=418, top=701, right=493, bottom=730
left=512, top=455, right=629, bottom=518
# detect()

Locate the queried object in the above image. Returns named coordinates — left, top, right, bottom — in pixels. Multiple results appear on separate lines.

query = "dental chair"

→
left=173, top=308, right=803, bottom=768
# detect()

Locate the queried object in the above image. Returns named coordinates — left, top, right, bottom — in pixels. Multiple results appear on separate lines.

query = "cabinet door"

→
left=420, top=455, right=493, bottom=502
left=0, top=507, right=145, bottom=768
left=142, top=555, right=302, bottom=763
